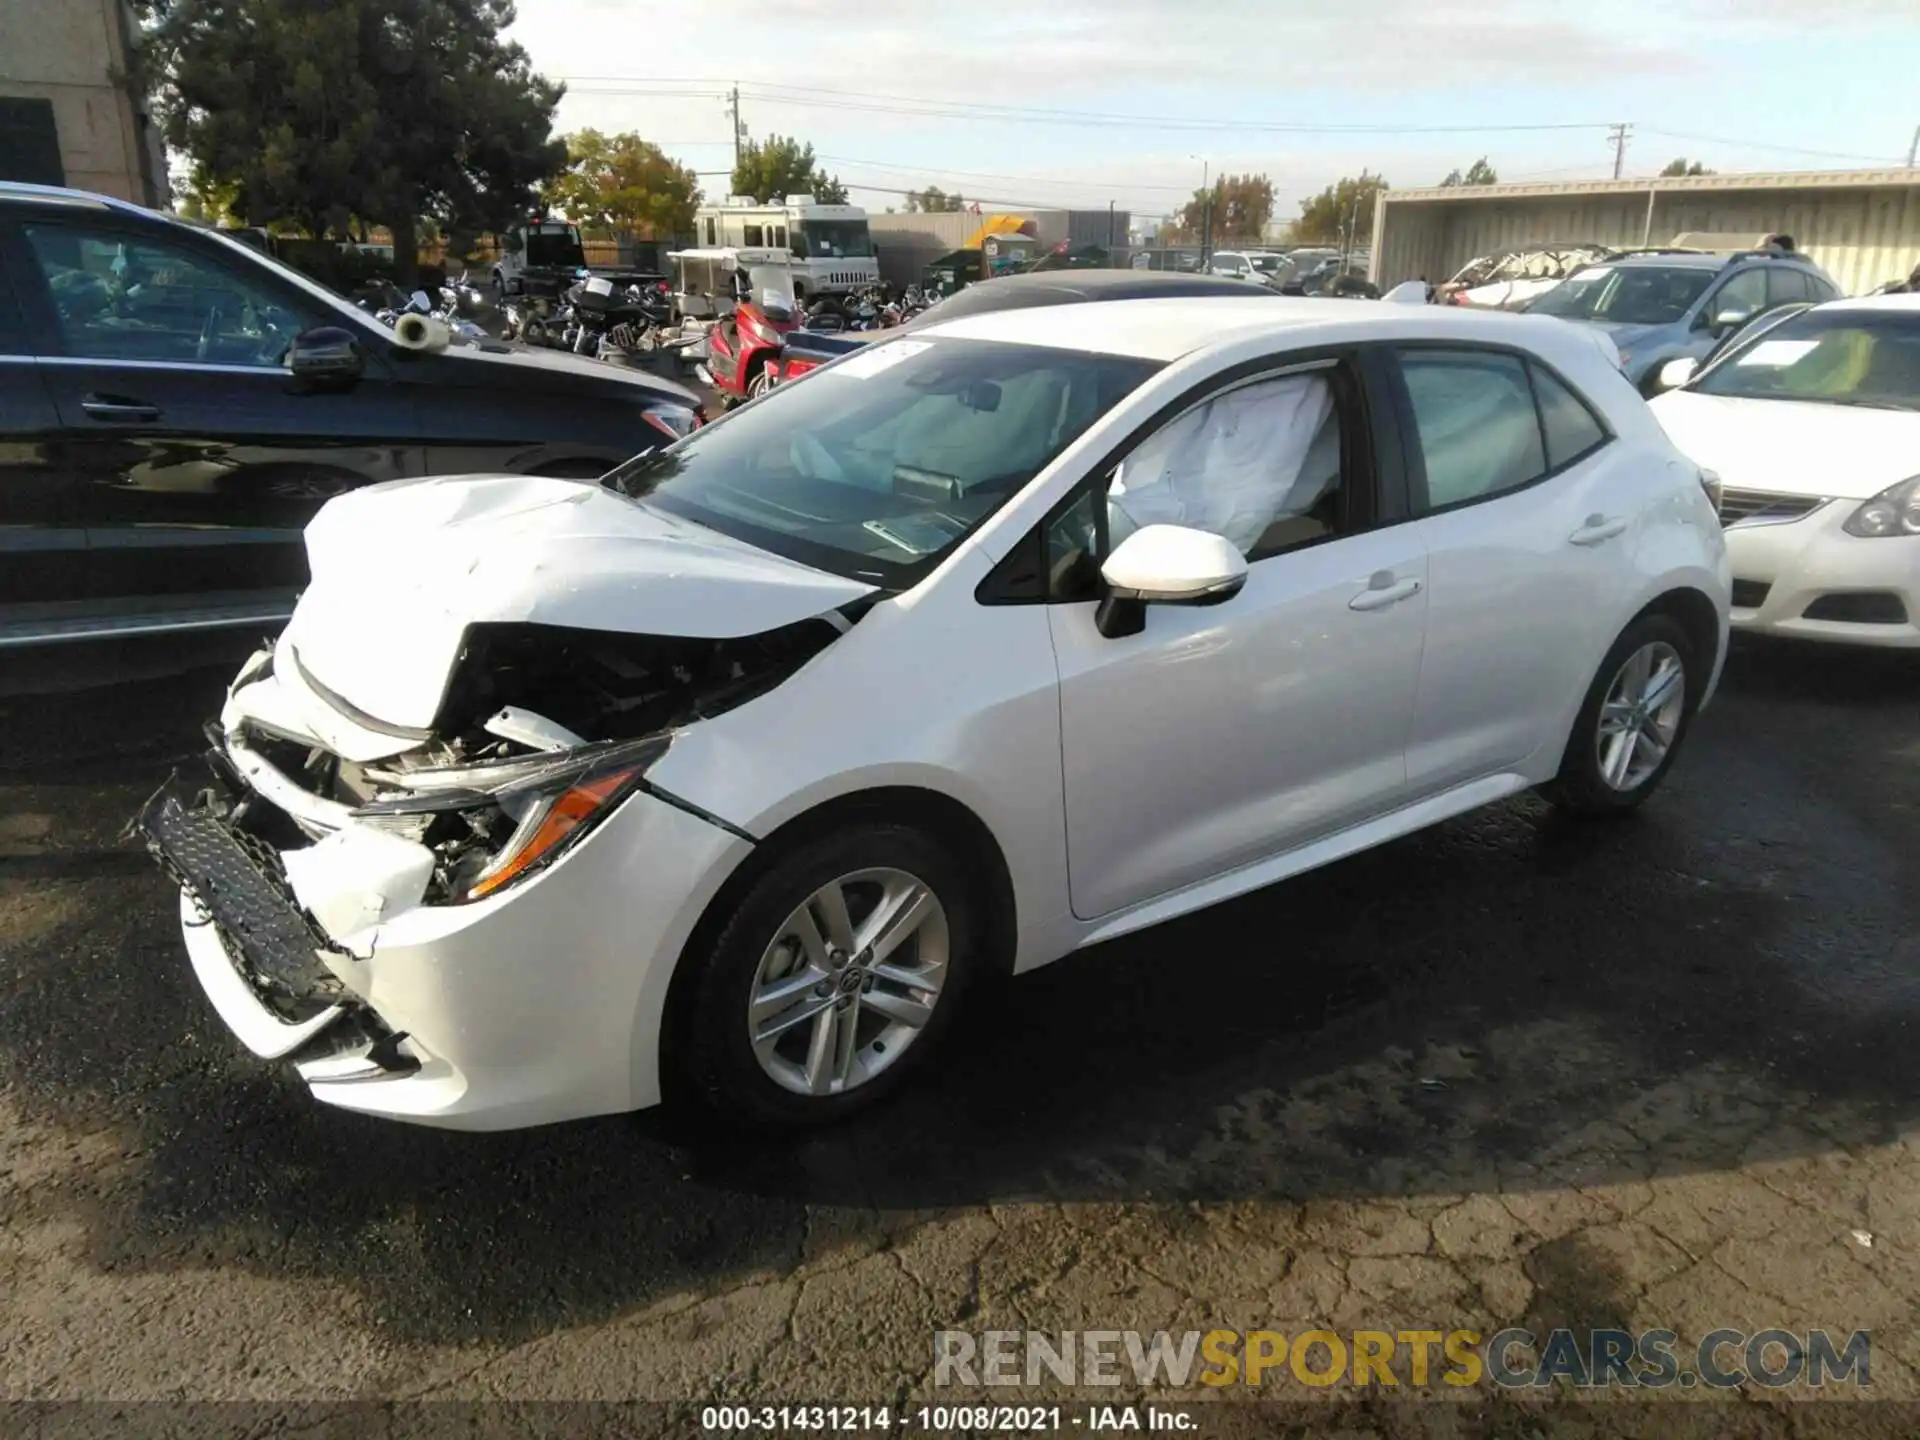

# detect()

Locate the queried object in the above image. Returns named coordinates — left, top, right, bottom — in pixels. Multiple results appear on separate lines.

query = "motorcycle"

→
left=361, top=283, right=488, bottom=346
left=563, top=273, right=675, bottom=360
left=697, top=261, right=802, bottom=404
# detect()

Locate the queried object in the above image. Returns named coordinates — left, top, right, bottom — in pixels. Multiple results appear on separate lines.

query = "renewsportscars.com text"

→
left=933, top=1327, right=1872, bottom=1389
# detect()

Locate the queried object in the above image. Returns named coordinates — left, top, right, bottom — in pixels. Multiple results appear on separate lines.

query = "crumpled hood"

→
left=280, top=473, right=875, bottom=733
left=1649, top=391, right=1920, bottom=501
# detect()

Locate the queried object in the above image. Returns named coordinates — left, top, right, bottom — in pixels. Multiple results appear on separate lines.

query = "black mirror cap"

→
left=288, top=326, right=366, bottom=383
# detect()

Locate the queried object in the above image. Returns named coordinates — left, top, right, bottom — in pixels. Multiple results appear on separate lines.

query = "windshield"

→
left=794, top=221, right=874, bottom=259
left=1692, top=308, right=1920, bottom=410
left=1529, top=264, right=1714, bottom=325
left=526, top=224, right=584, bottom=269
left=604, top=337, right=1159, bottom=586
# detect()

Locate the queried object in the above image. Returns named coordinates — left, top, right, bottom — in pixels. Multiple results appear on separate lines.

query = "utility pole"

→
left=728, top=84, right=743, bottom=179
left=1608, top=123, right=1632, bottom=180
left=1908, top=123, right=1919, bottom=167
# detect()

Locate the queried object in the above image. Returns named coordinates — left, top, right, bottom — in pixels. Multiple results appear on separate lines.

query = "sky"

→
left=503, top=0, right=1920, bottom=228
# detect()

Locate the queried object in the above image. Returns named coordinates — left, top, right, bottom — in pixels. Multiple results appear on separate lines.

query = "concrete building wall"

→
left=1374, top=170, right=1920, bottom=296
left=0, top=0, right=163, bottom=205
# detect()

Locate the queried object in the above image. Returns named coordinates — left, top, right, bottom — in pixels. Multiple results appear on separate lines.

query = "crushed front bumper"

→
left=139, top=729, right=754, bottom=1130
left=137, top=764, right=416, bottom=1074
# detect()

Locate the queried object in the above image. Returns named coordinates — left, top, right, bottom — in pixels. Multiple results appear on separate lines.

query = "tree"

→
left=905, top=186, right=968, bottom=213
left=731, top=133, right=846, bottom=206
left=150, top=0, right=567, bottom=282
left=1168, top=173, right=1275, bottom=242
left=1439, top=157, right=1499, bottom=187
left=543, top=129, right=700, bottom=237
left=1296, top=170, right=1389, bottom=245
left=1660, top=158, right=1715, bottom=177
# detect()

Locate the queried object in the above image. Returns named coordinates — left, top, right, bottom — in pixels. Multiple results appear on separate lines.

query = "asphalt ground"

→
left=2, top=631, right=1918, bottom=1438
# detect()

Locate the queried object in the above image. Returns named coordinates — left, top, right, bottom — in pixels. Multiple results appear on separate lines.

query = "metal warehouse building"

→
left=1372, top=168, right=1920, bottom=296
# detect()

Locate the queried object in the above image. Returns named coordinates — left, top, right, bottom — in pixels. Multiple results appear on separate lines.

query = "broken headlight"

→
left=353, top=734, right=668, bottom=901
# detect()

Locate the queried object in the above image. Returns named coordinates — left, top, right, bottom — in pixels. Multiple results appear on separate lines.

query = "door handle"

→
left=80, top=394, right=161, bottom=423
left=1569, top=514, right=1629, bottom=546
left=1349, top=573, right=1422, bottom=612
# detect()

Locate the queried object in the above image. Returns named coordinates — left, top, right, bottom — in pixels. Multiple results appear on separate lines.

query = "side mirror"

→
left=1709, top=308, right=1752, bottom=337
left=286, top=326, right=364, bottom=384
left=1094, top=524, right=1248, bottom=639
left=1655, top=357, right=1698, bottom=392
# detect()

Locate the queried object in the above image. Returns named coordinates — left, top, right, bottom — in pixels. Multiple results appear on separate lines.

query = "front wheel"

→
left=1542, top=613, right=1698, bottom=815
left=670, top=823, right=982, bottom=1128
left=747, top=361, right=776, bottom=399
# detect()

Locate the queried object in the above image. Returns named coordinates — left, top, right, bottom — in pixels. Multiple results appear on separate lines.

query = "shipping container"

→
left=1373, top=169, right=1920, bottom=297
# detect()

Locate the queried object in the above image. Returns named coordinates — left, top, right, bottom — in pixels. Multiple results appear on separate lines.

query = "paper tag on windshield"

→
left=1738, top=339, right=1818, bottom=366
left=1569, top=266, right=1611, bottom=283
left=831, top=339, right=933, bottom=379
left=584, top=276, right=613, bottom=296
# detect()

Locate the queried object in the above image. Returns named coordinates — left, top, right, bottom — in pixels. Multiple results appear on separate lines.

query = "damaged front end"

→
left=136, top=611, right=850, bottom=1072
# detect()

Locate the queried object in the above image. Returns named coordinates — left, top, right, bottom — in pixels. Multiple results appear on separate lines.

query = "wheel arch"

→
left=1536, top=581, right=1727, bottom=785
left=656, top=784, right=1020, bottom=1093
left=1635, top=584, right=1723, bottom=681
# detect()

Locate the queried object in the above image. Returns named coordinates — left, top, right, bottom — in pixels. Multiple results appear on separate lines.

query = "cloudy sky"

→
left=504, top=0, right=1920, bottom=223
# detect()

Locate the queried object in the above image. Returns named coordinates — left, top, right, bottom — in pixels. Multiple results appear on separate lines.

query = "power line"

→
left=560, top=75, right=1616, bottom=137
left=1636, top=127, right=1907, bottom=166
left=814, top=153, right=1198, bottom=194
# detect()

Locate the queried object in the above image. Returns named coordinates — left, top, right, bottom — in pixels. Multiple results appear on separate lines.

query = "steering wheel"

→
left=195, top=303, right=221, bottom=363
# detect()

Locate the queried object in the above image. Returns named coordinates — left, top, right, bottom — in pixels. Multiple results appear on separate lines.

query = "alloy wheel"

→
left=1595, top=640, right=1686, bottom=791
left=746, top=868, right=949, bottom=1097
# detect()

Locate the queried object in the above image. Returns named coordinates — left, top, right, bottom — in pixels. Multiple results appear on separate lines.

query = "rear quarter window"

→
left=1530, top=364, right=1610, bottom=470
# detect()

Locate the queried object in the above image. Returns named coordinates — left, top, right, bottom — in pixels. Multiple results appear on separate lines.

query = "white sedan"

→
left=140, top=297, right=1730, bottom=1131
left=1651, top=294, right=1920, bottom=647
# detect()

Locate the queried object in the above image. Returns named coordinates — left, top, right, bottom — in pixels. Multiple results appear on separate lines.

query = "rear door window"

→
left=1397, top=349, right=1546, bottom=511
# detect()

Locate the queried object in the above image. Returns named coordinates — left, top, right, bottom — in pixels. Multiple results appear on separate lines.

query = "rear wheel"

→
left=1543, top=613, right=1698, bottom=815
left=671, top=823, right=981, bottom=1128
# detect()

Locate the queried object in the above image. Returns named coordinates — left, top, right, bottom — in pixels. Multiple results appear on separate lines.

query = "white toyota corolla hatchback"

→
left=140, top=297, right=1730, bottom=1131
left=1649, top=293, right=1920, bottom=647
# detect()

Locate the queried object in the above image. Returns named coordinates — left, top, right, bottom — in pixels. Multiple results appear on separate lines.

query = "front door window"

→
left=21, top=222, right=316, bottom=367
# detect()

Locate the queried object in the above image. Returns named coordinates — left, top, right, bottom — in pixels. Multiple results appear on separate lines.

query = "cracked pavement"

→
left=3, top=633, right=1919, bottom=1435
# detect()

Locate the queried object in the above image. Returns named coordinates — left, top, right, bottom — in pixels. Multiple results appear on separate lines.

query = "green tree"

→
left=543, top=129, right=701, bottom=237
left=1296, top=170, right=1389, bottom=245
left=906, top=185, right=968, bottom=213
left=150, top=0, right=567, bottom=281
left=1439, top=157, right=1499, bottom=187
left=173, top=164, right=241, bottom=224
left=731, top=133, right=847, bottom=206
left=1168, top=173, right=1275, bottom=242
left=1660, top=158, right=1715, bottom=177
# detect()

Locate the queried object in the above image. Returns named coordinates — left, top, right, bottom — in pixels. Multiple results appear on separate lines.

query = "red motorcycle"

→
left=700, top=262, right=801, bottom=405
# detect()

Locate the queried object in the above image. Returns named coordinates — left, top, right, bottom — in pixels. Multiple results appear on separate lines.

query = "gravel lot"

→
left=2, top=631, right=1918, bottom=1436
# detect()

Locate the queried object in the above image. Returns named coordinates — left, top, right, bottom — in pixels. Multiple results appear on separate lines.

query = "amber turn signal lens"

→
left=467, top=768, right=638, bottom=900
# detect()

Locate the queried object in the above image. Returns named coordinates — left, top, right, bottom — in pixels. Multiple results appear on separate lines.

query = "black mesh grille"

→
left=137, top=768, right=348, bottom=1022
left=1730, top=579, right=1772, bottom=608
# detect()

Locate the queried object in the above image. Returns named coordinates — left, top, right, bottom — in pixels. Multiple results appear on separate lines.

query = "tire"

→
left=670, top=822, right=983, bottom=1129
left=1542, top=612, right=1700, bottom=816
left=747, top=359, right=775, bottom=399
